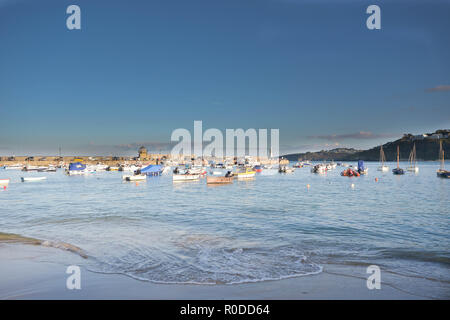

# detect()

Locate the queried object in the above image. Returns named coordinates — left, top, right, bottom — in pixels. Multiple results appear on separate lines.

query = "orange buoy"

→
left=375, top=178, right=378, bottom=182
left=306, top=184, right=310, bottom=189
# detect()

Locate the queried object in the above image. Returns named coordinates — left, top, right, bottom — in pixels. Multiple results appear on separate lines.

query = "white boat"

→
left=311, top=164, right=327, bottom=174
left=162, top=166, right=172, bottom=175
left=22, top=165, right=39, bottom=171
left=4, top=164, right=23, bottom=170
left=377, top=145, right=389, bottom=172
left=407, top=143, right=419, bottom=173
left=173, top=174, right=200, bottom=181
left=0, top=179, right=10, bottom=185
left=125, top=175, right=146, bottom=181
left=21, top=177, right=47, bottom=182
left=188, top=167, right=207, bottom=175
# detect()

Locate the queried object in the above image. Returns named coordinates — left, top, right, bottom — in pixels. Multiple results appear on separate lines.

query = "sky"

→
left=1, top=0, right=449, bottom=156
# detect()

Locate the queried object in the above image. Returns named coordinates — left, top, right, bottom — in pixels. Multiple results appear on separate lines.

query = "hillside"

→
left=283, top=130, right=450, bottom=161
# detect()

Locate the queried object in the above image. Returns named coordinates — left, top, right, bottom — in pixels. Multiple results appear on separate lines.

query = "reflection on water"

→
left=0, top=162, right=449, bottom=296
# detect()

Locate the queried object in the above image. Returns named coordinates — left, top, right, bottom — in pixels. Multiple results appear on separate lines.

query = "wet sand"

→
left=0, top=243, right=427, bottom=300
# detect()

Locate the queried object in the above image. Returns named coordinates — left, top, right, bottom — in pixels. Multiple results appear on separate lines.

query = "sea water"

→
left=0, top=161, right=449, bottom=297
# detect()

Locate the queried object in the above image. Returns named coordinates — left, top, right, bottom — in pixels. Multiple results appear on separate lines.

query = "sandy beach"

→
left=0, top=243, right=430, bottom=300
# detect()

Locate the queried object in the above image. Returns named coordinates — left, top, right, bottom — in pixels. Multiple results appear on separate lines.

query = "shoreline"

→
left=0, top=243, right=430, bottom=300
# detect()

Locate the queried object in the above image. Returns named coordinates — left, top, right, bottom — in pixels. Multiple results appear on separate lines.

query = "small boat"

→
left=22, top=165, right=39, bottom=172
left=0, top=179, right=10, bottom=185
left=66, top=162, right=87, bottom=175
left=206, top=176, right=233, bottom=184
left=377, top=145, right=389, bottom=172
left=254, top=165, right=263, bottom=173
left=311, top=164, right=326, bottom=174
left=162, top=166, right=172, bottom=175
left=437, top=140, right=450, bottom=178
left=357, top=160, right=368, bottom=175
left=407, top=143, right=419, bottom=173
left=392, top=146, right=405, bottom=175
left=125, top=175, right=146, bottom=181
left=173, top=173, right=200, bottom=181
left=4, top=164, right=23, bottom=170
left=279, top=166, right=294, bottom=173
left=21, top=177, right=47, bottom=182
left=236, top=168, right=256, bottom=179
left=293, top=162, right=303, bottom=168
left=139, top=165, right=162, bottom=176
left=341, top=168, right=360, bottom=177
left=106, top=166, right=119, bottom=171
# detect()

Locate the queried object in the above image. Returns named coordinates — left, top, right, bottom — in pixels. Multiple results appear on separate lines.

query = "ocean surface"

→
left=1, top=162, right=449, bottom=298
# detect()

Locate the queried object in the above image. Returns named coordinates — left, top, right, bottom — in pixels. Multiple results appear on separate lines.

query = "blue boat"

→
left=357, top=160, right=368, bottom=174
left=139, top=165, right=162, bottom=176
left=67, top=162, right=86, bottom=175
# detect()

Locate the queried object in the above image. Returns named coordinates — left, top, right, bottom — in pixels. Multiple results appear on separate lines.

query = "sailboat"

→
left=437, top=140, right=450, bottom=178
left=392, top=145, right=405, bottom=175
left=377, top=145, right=389, bottom=172
left=407, top=143, right=419, bottom=173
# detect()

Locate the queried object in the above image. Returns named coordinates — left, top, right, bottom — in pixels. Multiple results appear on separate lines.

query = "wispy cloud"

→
left=308, top=131, right=396, bottom=141
left=425, top=85, right=450, bottom=92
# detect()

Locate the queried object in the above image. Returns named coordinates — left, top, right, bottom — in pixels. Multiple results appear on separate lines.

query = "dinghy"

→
left=206, top=176, right=233, bottom=184
left=125, top=175, right=146, bottom=181
left=21, top=177, right=47, bottom=182
left=173, top=174, right=200, bottom=181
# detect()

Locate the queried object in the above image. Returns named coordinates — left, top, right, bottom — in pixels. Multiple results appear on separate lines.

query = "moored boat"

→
left=125, top=175, right=146, bottom=181
left=254, top=165, right=263, bottom=173
left=357, top=160, right=368, bottom=175
left=0, top=178, right=10, bottom=185
left=236, top=168, right=256, bottom=179
left=377, top=145, right=389, bottom=172
left=392, top=146, right=405, bottom=175
left=21, top=176, right=47, bottom=182
left=66, top=162, right=87, bottom=175
left=173, top=173, right=200, bottom=181
left=279, top=166, right=294, bottom=173
left=206, top=176, right=233, bottom=184
left=437, top=140, right=449, bottom=178
left=407, top=143, right=419, bottom=173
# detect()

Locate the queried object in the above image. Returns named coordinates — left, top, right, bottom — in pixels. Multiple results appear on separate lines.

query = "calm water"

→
left=1, top=162, right=449, bottom=297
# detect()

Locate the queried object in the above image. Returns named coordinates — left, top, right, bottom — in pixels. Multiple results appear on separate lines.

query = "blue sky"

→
left=1, top=0, right=449, bottom=156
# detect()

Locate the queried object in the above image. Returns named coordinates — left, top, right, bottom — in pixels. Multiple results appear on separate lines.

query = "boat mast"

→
left=397, top=145, right=400, bottom=169
left=413, top=143, right=417, bottom=168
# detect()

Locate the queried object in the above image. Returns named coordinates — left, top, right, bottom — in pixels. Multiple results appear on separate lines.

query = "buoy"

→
left=351, top=183, right=355, bottom=189
left=375, top=178, right=378, bottom=182
left=3, top=186, right=6, bottom=190
left=306, top=184, right=310, bottom=189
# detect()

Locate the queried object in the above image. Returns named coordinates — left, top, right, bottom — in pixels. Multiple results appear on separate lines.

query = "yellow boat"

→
left=236, top=168, right=256, bottom=179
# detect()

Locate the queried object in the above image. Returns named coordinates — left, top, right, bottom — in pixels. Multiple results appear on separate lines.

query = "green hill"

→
left=283, top=130, right=449, bottom=161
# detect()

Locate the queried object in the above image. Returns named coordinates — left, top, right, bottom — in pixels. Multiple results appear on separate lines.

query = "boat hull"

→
left=437, top=170, right=450, bottom=178
left=206, top=176, right=233, bottom=184
left=173, top=174, right=200, bottom=181
left=21, top=177, right=47, bottom=182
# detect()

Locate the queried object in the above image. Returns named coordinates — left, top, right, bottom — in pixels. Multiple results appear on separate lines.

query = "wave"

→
left=87, top=239, right=323, bottom=285
left=0, top=232, right=88, bottom=259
